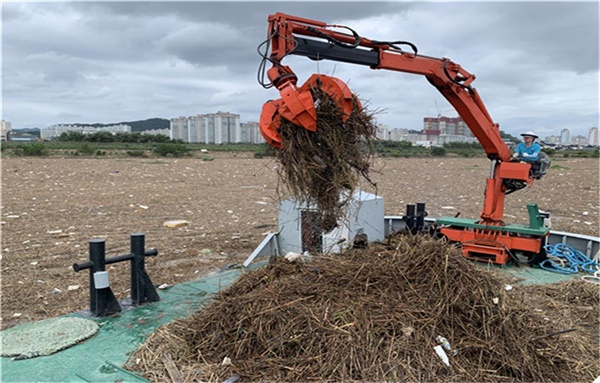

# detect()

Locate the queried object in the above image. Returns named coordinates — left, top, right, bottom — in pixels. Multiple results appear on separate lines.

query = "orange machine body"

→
left=257, top=12, right=547, bottom=263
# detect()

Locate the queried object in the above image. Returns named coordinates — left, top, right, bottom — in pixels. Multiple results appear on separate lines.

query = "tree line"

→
left=56, top=131, right=174, bottom=143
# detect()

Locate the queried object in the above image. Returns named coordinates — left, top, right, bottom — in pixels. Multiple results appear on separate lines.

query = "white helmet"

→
left=520, top=131, right=538, bottom=138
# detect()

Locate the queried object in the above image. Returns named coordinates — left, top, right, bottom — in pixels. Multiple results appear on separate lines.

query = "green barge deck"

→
left=0, top=261, right=585, bottom=383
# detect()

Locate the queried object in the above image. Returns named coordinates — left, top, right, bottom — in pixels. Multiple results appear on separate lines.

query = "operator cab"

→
left=513, top=130, right=551, bottom=180
left=505, top=151, right=550, bottom=193
left=532, top=151, right=551, bottom=180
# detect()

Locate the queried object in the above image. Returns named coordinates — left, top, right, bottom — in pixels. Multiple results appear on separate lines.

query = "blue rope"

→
left=540, top=243, right=599, bottom=274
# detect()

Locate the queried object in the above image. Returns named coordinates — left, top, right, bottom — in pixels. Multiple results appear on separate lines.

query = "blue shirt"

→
left=515, top=142, right=541, bottom=162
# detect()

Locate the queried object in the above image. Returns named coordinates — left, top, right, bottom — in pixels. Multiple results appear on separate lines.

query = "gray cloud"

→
left=2, top=1, right=598, bottom=139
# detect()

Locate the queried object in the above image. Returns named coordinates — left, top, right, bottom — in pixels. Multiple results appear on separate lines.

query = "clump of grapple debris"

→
left=275, top=86, right=378, bottom=232
left=129, top=235, right=599, bottom=383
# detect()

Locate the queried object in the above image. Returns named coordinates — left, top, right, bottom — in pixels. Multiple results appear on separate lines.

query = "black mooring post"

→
left=416, top=202, right=426, bottom=231
left=89, top=239, right=121, bottom=316
left=130, top=233, right=160, bottom=305
left=406, top=204, right=416, bottom=232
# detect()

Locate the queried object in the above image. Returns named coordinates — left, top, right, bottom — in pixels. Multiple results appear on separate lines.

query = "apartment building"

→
left=40, top=124, right=131, bottom=140
left=1, top=120, right=12, bottom=141
left=571, top=135, right=588, bottom=146
left=588, top=127, right=598, bottom=146
left=423, top=116, right=473, bottom=137
left=240, top=122, right=266, bottom=144
left=170, top=112, right=266, bottom=144
left=560, top=129, right=570, bottom=145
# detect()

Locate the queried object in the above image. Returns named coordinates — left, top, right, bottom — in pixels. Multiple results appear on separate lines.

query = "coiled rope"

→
left=540, top=243, right=600, bottom=278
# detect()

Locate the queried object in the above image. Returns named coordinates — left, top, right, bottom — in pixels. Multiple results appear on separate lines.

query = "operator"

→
left=513, top=131, right=541, bottom=162
left=512, top=131, right=542, bottom=175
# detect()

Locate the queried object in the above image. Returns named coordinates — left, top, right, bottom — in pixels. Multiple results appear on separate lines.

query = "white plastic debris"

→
left=158, top=284, right=170, bottom=290
left=30, top=261, right=38, bottom=266
left=221, top=356, right=232, bottom=366
left=492, top=297, right=500, bottom=304
left=284, top=252, right=302, bottom=262
left=504, top=284, right=513, bottom=291
left=13, top=313, right=22, bottom=317
left=434, top=345, right=450, bottom=366
left=138, top=205, right=149, bottom=210
left=436, top=335, right=453, bottom=353
left=68, top=285, right=80, bottom=291
left=163, top=220, right=189, bottom=228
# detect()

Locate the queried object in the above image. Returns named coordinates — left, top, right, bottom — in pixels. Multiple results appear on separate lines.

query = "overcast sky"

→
left=2, top=1, right=599, bottom=139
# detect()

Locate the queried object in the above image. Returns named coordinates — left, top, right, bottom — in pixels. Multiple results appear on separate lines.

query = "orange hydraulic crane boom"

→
left=260, top=13, right=513, bottom=160
left=258, top=13, right=547, bottom=264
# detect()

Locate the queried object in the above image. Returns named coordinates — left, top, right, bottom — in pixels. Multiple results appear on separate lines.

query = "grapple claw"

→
left=279, top=84, right=318, bottom=132
left=301, top=74, right=359, bottom=119
left=259, top=99, right=284, bottom=148
left=259, top=74, right=360, bottom=149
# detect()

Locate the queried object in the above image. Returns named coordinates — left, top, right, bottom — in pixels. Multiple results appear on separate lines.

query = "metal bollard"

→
left=73, top=233, right=160, bottom=317
left=130, top=233, right=160, bottom=305
left=416, top=202, right=426, bottom=231
left=405, top=204, right=416, bottom=232
left=88, top=239, right=121, bottom=316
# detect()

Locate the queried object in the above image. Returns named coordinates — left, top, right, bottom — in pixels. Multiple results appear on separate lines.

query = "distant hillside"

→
left=71, top=118, right=170, bottom=132
left=500, top=130, right=520, bottom=143
left=12, top=118, right=171, bottom=134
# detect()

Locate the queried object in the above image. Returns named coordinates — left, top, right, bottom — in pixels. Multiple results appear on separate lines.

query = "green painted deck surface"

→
left=437, top=216, right=550, bottom=236
left=1, top=260, right=583, bottom=383
left=1, top=267, right=246, bottom=383
left=479, top=262, right=579, bottom=285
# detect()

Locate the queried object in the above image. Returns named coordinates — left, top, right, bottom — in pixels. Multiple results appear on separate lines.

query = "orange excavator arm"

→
left=257, top=12, right=532, bottom=224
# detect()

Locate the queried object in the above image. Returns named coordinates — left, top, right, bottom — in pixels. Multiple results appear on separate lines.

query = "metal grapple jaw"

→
left=259, top=73, right=359, bottom=148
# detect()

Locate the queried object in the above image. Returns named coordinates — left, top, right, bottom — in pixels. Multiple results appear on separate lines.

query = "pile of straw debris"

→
left=129, top=235, right=599, bottom=382
left=274, top=86, right=377, bottom=232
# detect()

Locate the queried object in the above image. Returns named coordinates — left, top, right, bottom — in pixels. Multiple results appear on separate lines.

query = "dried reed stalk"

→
left=128, top=235, right=599, bottom=382
left=275, top=86, right=377, bottom=232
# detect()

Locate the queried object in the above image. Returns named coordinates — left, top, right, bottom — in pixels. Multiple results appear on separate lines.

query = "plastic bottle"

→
left=437, top=335, right=458, bottom=356
left=436, top=335, right=451, bottom=352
